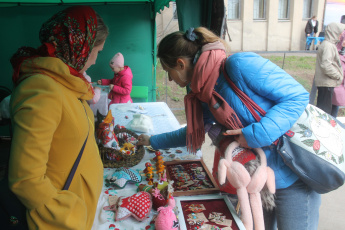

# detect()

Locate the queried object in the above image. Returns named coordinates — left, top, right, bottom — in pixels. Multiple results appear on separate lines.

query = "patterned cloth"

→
left=11, top=5, right=97, bottom=88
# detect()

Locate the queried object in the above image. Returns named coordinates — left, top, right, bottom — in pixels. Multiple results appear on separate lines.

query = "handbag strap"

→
left=221, top=59, right=265, bottom=122
left=63, top=101, right=89, bottom=190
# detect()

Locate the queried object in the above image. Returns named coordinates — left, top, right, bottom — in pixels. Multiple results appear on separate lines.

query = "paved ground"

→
left=200, top=135, right=345, bottom=230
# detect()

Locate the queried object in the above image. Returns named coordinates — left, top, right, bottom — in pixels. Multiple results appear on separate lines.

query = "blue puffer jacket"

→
left=150, top=52, right=309, bottom=189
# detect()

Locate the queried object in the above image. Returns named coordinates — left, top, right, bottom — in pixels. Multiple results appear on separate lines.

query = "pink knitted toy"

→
left=155, top=206, right=179, bottom=230
left=218, top=141, right=276, bottom=230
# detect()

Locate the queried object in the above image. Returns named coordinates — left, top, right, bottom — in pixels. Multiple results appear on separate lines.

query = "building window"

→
left=172, top=2, right=178, bottom=20
left=253, top=0, right=266, bottom=20
left=278, top=0, right=290, bottom=19
left=228, top=0, right=240, bottom=20
left=303, top=0, right=313, bottom=19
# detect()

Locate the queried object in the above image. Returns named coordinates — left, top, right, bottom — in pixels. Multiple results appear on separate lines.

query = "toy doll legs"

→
left=263, top=179, right=321, bottom=230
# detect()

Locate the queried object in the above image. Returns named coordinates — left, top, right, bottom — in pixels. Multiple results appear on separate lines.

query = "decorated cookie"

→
left=115, top=191, right=152, bottom=221
left=106, top=167, right=142, bottom=189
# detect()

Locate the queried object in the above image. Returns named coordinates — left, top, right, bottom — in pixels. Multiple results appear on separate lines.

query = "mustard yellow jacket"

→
left=9, top=57, right=103, bottom=230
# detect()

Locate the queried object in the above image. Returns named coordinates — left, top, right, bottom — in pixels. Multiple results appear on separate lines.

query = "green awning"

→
left=0, top=0, right=172, bottom=14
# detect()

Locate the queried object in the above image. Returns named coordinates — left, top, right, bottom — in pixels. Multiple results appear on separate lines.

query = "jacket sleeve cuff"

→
left=150, top=127, right=187, bottom=150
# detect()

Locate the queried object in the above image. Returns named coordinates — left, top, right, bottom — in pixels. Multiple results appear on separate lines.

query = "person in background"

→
left=97, top=52, right=133, bottom=105
left=314, top=22, right=345, bottom=114
left=9, top=6, right=108, bottom=229
left=305, top=15, right=319, bottom=50
left=331, top=30, right=345, bottom=117
left=84, top=71, right=101, bottom=104
left=137, top=27, right=320, bottom=230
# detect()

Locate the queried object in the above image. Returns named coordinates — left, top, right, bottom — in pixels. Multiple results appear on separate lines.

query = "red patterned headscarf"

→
left=11, top=6, right=97, bottom=86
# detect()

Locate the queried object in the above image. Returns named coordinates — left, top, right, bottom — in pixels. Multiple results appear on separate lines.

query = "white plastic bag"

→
left=128, top=114, right=154, bottom=133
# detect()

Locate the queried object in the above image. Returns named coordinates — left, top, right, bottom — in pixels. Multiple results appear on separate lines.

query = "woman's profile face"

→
left=80, top=41, right=105, bottom=73
left=161, top=58, right=193, bottom=88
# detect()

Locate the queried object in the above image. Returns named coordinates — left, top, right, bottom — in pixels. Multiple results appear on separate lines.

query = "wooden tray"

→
left=164, top=159, right=219, bottom=197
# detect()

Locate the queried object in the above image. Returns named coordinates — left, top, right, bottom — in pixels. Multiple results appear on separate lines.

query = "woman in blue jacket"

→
left=137, top=27, right=320, bottom=230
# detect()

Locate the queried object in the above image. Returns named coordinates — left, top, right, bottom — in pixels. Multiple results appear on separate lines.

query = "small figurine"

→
left=161, top=169, right=167, bottom=182
left=153, top=150, right=162, bottom=161
left=156, top=163, right=165, bottom=177
left=146, top=172, right=153, bottom=185
left=119, top=142, right=135, bottom=155
left=154, top=155, right=164, bottom=165
left=144, top=162, right=153, bottom=174
left=156, top=158, right=164, bottom=168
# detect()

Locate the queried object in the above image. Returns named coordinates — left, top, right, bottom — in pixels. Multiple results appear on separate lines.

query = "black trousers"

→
left=316, top=87, right=334, bottom=114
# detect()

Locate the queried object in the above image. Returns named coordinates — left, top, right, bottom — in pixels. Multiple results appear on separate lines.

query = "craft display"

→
left=103, top=191, right=152, bottom=222
left=175, top=195, right=246, bottom=230
left=141, top=156, right=168, bottom=185
left=105, top=167, right=142, bottom=189
left=165, top=160, right=219, bottom=196
left=137, top=181, right=175, bottom=210
left=218, top=141, right=276, bottom=230
left=99, top=128, right=144, bottom=168
left=96, top=110, right=145, bottom=168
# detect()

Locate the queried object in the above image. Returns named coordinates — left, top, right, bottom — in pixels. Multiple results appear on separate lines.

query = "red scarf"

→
left=184, top=42, right=243, bottom=153
left=11, top=5, right=97, bottom=91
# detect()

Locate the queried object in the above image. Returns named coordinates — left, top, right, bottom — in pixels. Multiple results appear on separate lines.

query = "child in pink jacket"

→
left=97, top=52, right=133, bottom=105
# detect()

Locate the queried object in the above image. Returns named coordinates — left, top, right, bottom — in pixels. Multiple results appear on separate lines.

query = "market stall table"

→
left=91, top=102, right=202, bottom=230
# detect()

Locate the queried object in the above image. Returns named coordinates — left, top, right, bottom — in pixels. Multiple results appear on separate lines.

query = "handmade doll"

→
left=97, top=110, right=119, bottom=149
left=218, top=141, right=276, bottom=230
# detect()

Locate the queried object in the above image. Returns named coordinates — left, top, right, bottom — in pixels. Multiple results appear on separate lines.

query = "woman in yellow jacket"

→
left=9, top=6, right=109, bottom=229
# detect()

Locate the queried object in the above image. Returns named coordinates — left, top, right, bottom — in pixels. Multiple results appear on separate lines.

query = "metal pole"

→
left=282, top=52, right=286, bottom=69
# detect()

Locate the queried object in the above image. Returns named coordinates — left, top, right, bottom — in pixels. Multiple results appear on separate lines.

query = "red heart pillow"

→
left=115, top=191, right=152, bottom=221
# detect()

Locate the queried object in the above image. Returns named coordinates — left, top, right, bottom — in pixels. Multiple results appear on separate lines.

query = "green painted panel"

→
left=0, top=4, right=156, bottom=102
left=0, top=0, right=173, bottom=15
left=2, top=0, right=60, bottom=3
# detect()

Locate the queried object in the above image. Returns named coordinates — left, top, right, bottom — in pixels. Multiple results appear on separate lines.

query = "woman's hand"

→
left=137, top=134, right=151, bottom=146
left=109, top=84, right=114, bottom=90
left=223, top=129, right=250, bottom=148
left=97, top=80, right=102, bottom=85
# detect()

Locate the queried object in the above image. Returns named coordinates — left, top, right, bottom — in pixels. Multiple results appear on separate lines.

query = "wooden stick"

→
left=236, top=202, right=240, bottom=214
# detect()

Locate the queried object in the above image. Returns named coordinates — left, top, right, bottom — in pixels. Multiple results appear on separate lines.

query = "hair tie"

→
left=185, top=27, right=198, bottom=41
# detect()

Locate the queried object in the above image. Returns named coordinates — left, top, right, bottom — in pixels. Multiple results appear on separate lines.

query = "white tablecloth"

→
left=92, top=102, right=201, bottom=230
